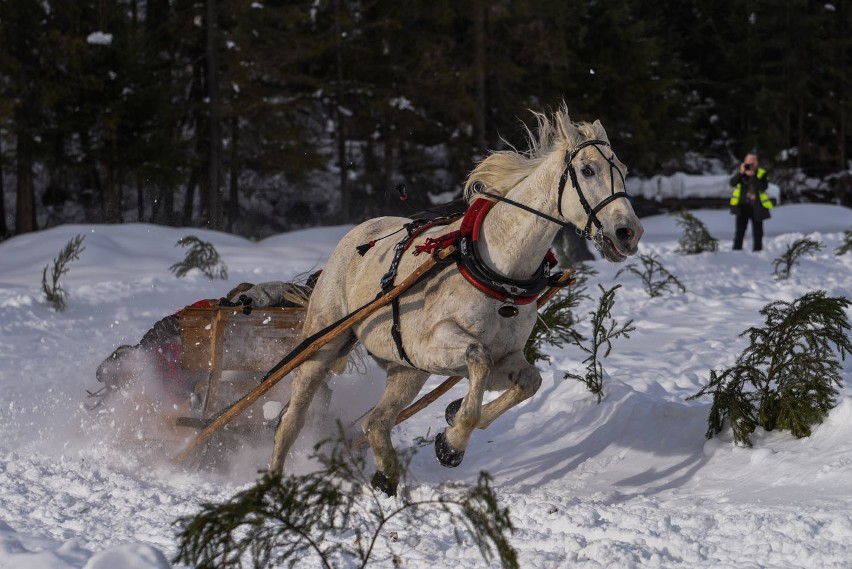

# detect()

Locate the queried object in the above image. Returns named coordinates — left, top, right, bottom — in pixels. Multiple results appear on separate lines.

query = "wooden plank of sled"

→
left=179, top=305, right=306, bottom=424
left=201, top=309, right=225, bottom=418
left=171, top=246, right=457, bottom=465
left=180, top=306, right=306, bottom=372
left=351, top=266, right=576, bottom=448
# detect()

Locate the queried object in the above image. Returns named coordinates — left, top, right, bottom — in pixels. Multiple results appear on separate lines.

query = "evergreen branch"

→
left=615, top=253, right=686, bottom=298
left=565, top=284, right=634, bottom=402
left=688, top=291, right=850, bottom=446
left=174, top=427, right=518, bottom=569
left=41, top=234, right=86, bottom=312
left=170, top=235, right=228, bottom=280
left=672, top=210, right=719, bottom=255
left=834, top=229, right=852, bottom=256
left=524, top=263, right=594, bottom=363
left=771, top=237, right=823, bottom=280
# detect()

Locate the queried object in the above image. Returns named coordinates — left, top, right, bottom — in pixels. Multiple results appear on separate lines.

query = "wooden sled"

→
left=176, top=304, right=307, bottom=435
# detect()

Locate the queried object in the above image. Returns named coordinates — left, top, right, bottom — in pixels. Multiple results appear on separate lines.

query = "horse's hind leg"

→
left=269, top=338, right=351, bottom=473
left=363, top=364, right=430, bottom=496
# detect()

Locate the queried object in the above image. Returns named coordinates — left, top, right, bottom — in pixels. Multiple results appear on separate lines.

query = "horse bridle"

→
left=482, top=138, right=629, bottom=249
left=558, top=139, right=629, bottom=244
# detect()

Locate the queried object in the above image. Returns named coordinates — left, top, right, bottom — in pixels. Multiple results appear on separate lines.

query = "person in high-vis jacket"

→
left=729, top=153, right=773, bottom=251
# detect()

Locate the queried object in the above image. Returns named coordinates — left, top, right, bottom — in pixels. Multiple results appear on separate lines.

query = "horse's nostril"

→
left=616, top=227, right=634, bottom=242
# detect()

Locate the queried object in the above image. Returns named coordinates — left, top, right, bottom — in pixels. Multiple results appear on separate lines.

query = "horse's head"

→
left=462, top=106, right=643, bottom=263
left=555, top=116, right=643, bottom=262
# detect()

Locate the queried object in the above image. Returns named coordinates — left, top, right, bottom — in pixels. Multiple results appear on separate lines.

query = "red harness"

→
left=415, top=199, right=558, bottom=305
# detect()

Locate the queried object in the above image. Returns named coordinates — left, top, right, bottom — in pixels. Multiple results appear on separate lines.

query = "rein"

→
left=473, top=139, right=629, bottom=249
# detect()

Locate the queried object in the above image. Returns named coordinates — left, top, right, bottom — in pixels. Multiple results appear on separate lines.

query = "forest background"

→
left=1, top=0, right=850, bottom=241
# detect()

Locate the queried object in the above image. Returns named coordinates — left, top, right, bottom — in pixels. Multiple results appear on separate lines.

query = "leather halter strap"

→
left=556, top=139, right=629, bottom=238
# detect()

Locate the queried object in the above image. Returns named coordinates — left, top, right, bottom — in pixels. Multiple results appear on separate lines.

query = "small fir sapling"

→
left=615, top=253, right=686, bottom=298
left=835, top=228, right=852, bottom=255
left=688, top=291, right=851, bottom=447
left=41, top=234, right=86, bottom=312
left=564, top=284, right=635, bottom=402
left=174, top=427, right=518, bottom=569
left=524, top=263, right=596, bottom=363
left=672, top=210, right=719, bottom=255
left=169, top=235, right=228, bottom=279
left=772, top=237, right=824, bottom=280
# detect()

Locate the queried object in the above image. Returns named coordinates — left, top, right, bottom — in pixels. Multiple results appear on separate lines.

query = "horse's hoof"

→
left=445, top=398, right=463, bottom=426
left=371, top=471, right=398, bottom=497
left=434, top=431, right=465, bottom=468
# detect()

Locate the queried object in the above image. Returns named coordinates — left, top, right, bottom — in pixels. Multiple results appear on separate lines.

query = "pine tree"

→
left=169, top=236, right=227, bottom=279
left=564, top=284, right=634, bottom=402
left=673, top=210, right=718, bottom=255
left=524, top=263, right=594, bottom=364
left=835, top=229, right=852, bottom=256
left=615, top=253, right=686, bottom=297
left=688, top=291, right=851, bottom=447
left=772, top=237, right=824, bottom=280
left=42, top=234, right=86, bottom=312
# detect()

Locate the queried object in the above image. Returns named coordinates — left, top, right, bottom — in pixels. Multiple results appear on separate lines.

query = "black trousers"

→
left=733, top=204, right=763, bottom=251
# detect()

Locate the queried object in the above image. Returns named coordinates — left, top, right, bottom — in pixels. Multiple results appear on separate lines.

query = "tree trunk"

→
left=103, top=137, right=122, bottom=223
left=206, top=0, right=223, bottom=230
left=14, top=123, right=37, bottom=235
left=334, top=0, right=349, bottom=223
left=183, top=167, right=199, bottom=226
left=0, top=140, right=7, bottom=238
left=473, top=0, right=487, bottom=154
left=227, top=115, right=239, bottom=232
left=136, top=177, right=144, bottom=222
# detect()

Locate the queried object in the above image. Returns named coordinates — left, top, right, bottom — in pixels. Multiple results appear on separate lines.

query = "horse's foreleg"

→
left=435, top=343, right=492, bottom=468
left=363, top=365, right=430, bottom=496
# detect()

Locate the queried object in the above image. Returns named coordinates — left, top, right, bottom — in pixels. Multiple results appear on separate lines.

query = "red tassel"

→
left=545, top=249, right=558, bottom=268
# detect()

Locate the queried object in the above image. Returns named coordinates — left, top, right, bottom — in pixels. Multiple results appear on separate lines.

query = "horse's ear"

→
left=592, top=119, right=610, bottom=143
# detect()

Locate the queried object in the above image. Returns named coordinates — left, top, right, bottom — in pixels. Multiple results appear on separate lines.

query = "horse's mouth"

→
left=600, top=235, right=631, bottom=263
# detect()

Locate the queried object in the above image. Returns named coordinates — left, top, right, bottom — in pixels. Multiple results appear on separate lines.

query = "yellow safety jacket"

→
left=730, top=167, right=773, bottom=212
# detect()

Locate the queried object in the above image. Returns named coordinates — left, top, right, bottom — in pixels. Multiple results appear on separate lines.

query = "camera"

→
left=744, top=164, right=752, bottom=171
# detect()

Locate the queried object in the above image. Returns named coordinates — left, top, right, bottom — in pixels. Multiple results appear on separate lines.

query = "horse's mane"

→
left=463, top=103, right=609, bottom=202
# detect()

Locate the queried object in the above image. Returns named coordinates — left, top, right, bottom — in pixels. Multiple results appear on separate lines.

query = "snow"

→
left=1, top=199, right=851, bottom=568
left=626, top=173, right=782, bottom=204
left=85, top=32, right=113, bottom=46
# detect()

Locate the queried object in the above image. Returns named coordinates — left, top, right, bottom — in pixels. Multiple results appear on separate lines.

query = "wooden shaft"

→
left=171, top=246, right=456, bottom=464
left=352, top=266, right=576, bottom=448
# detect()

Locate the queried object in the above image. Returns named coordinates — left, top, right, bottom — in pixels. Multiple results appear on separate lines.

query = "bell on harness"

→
left=498, top=299, right=519, bottom=318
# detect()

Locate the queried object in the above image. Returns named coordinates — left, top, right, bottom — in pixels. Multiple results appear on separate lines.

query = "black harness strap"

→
left=379, top=216, right=461, bottom=368
left=383, top=237, right=417, bottom=367
left=458, top=235, right=552, bottom=299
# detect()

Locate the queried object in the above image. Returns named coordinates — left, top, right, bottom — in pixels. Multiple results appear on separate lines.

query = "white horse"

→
left=270, top=106, right=643, bottom=495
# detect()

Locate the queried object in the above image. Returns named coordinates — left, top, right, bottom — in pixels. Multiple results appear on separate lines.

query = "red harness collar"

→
left=415, top=198, right=557, bottom=305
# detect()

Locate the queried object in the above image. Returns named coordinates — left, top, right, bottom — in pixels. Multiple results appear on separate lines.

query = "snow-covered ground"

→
left=1, top=201, right=851, bottom=568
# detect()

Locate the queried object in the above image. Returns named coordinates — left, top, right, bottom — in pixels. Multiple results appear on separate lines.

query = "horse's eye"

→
left=581, top=165, right=595, bottom=177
